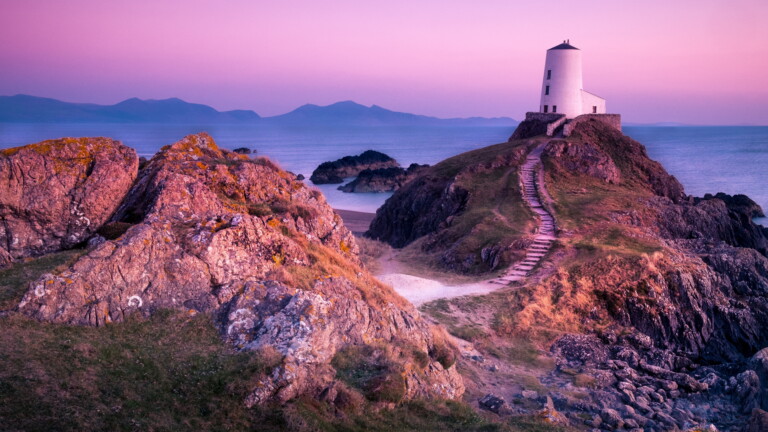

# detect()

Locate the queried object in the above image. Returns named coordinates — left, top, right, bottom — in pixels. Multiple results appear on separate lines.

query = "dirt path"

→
left=374, top=247, right=499, bottom=306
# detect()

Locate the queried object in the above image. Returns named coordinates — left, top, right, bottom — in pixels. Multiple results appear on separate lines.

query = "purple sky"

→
left=1, top=0, right=767, bottom=124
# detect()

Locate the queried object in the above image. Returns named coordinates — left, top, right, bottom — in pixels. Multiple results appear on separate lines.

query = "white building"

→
left=539, top=40, right=605, bottom=119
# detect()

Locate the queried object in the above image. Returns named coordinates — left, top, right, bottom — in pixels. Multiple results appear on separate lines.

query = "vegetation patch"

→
left=0, top=310, right=281, bottom=431
left=0, top=249, right=85, bottom=311
left=332, top=344, right=406, bottom=403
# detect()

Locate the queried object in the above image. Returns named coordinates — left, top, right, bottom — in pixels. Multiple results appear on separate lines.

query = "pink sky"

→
left=1, top=0, right=767, bottom=124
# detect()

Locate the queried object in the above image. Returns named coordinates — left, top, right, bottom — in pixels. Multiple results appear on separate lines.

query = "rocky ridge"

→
left=374, top=118, right=768, bottom=430
left=10, top=133, right=463, bottom=407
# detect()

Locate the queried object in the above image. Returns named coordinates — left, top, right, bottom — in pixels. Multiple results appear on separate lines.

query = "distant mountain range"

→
left=0, top=95, right=518, bottom=127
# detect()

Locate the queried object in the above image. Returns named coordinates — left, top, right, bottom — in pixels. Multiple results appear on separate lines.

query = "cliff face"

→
left=12, top=133, right=463, bottom=406
left=0, top=138, right=137, bottom=265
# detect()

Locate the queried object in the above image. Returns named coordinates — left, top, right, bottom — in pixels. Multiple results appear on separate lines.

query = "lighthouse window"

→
left=547, top=70, right=551, bottom=79
left=543, top=105, right=549, bottom=113
left=593, top=106, right=597, bottom=113
left=545, top=85, right=550, bottom=95
left=553, top=105, right=557, bottom=113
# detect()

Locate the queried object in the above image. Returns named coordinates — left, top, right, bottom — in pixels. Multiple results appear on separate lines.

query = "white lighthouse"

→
left=539, top=40, right=605, bottom=119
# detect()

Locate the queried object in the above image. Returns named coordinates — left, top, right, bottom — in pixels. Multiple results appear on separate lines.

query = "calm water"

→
left=1, top=122, right=767, bottom=217
left=625, top=126, right=768, bottom=224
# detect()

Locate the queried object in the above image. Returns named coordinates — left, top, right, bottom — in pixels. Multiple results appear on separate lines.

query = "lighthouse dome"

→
left=548, top=41, right=579, bottom=50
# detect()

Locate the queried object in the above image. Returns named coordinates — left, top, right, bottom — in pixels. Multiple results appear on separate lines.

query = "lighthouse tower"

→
left=539, top=40, right=605, bottom=119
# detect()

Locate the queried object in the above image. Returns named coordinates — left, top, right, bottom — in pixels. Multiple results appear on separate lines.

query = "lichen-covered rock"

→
left=222, top=277, right=463, bottom=405
left=310, top=150, right=398, bottom=184
left=17, top=132, right=463, bottom=405
left=0, top=137, right=137, bottom=264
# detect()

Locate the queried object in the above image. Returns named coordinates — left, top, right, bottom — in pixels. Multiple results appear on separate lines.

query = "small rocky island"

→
left=310, top=150, right=428, bottom=193
left=309, top=150, right=397, bottom=184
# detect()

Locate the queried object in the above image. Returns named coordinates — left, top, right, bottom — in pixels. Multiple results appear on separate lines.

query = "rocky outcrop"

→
left=543, top=139, right=620, bottom=183
left=310, top=150, right=398, bottom=184
left=553, top=119, right=685, bottom=202
left=658, top=193, right=768, bottom=254
left=366, top=174, right=469, bottom=248
left=15, top=133, right=463, bottom=406
left=338, top=163, right=429, bottom=193
left=0, top=137, right=137, bottom=265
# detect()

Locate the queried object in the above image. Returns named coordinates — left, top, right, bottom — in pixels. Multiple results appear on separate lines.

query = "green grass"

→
left=292, top=397, right=575, bottom=432
left=0, top=310, right=282, bottom=431
left=406, top=151, right=535, bottom=274
left=0, top=249, right=85, bottom=311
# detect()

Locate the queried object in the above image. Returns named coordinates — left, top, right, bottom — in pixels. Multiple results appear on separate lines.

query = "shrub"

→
left=430, top=342, right=456, bottom=369
left=248, top=203, right=272, bottom=217
left=331, top=344, right=406, bottom=403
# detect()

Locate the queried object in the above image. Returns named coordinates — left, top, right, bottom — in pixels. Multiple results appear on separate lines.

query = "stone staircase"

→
left=492, top=144, right=556, bottom=284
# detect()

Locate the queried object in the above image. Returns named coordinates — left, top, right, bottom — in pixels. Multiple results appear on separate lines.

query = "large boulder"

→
left=17, top=133, right=463, bottom=405
left=0, top=137, right=137, bottom=264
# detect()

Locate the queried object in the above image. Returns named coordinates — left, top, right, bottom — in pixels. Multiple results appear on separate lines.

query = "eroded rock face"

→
left=0, top=137, right=137, bottom=264
left=366, top=175, right=469, bottom=248
left=17, top=133, right=463, bottom=405
left=310, top=150, right=398, bottom=184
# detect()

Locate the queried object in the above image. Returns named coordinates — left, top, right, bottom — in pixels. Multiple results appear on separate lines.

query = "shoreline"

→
left=334, top=208, right=376, bottom=235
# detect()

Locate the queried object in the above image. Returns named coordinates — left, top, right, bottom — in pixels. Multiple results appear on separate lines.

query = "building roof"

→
left=549, top=41, right=579, bottom=50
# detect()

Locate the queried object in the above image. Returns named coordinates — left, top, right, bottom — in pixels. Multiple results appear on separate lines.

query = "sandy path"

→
left=376, top=273, right=499, bottom=306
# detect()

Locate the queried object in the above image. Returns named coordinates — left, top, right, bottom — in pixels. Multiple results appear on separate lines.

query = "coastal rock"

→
left=746, top=409, right=768, bottom=432
left=310, top=150, right=398, bottom=184
left=561, top=119, right=685, bottom=202
left=338, top=163, right=429, bottom=193
left=0, top=137, right=137, bottom=264
left=16, top=133, right=463, bottom=405
left=543, top=138, right=620, bottom=183
left=658, top=193, right=768, bottom=253
left=369, top=118, right=768, bottom=429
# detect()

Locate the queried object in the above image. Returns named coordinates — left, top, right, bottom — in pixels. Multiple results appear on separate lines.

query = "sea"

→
left=1, top=123, right=767, bottom=223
